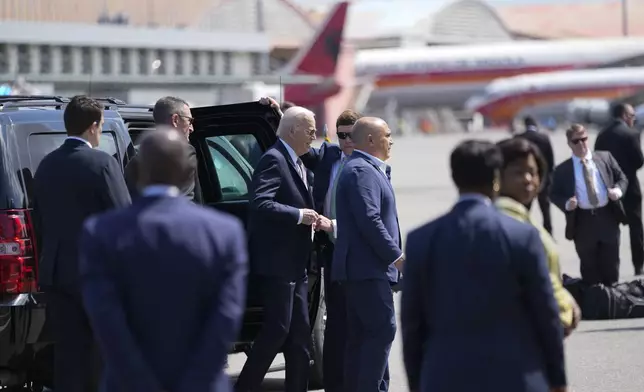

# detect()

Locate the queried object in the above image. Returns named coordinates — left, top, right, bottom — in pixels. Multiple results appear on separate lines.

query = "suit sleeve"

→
left=79, top=218, right=163, bottom=391
left=343, top=167, right=402, bottom=265
left=123, top=154, right=140, bottom=198
left=514, top=226, right=566, bottom=388
left=250, top=154, right=301, bottom=223
left=544, top=138, right=555, bottom=175
left=299, top=145, right=323, bottom=171
left=625, top=128, right=644, bottom=172
left=177, top=221, right=248, bottom=392
left=549, top=167, right=568, bottom=213
left=401, top=229, right=428, bottom=391
left=606, top=152, right=629, bottom=193
left=99, top=156, right=132, bottom=209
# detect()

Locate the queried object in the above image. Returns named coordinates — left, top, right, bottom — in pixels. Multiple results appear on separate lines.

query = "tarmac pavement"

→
left=226, top=130, right=644, bottom=391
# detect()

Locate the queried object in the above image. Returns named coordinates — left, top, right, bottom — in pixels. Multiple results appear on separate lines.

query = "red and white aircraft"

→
left=354, top=38, right=644, bottom=110
left=465, top=66, right=644, bottom=126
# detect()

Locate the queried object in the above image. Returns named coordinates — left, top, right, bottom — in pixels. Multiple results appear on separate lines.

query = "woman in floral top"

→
left=496, top=137, right=581, bottom=337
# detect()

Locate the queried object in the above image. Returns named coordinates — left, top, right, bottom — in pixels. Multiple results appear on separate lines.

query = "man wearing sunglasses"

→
left=595, top=103, right=644, bottom=276
left=550, top=124, right=628, bottom=285
left=124, top=96, right=202, bottom=204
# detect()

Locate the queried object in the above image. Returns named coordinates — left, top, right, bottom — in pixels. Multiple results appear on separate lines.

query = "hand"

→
left=608, top=187, right=620, bottom=201
left=564, top=299, right=582, bottom=338
left=300, top=209, right=319, bottom=226
left=566, top=196, right=578, bottom=211
left=315, top=216, right=334, bottom=233
left=394, top=255, right=405, bottom=272
left=258, top=97, right=283, bottom=116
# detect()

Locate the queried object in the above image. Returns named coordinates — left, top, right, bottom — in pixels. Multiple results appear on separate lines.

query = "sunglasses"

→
left=178, top=114, right=195, bottom=125
left=337, top=132, right=351, bottom=140
left=570, top=136, right=588, bottom=145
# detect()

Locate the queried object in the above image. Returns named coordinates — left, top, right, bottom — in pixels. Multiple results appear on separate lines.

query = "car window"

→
left=27, top=131, right=119, bottom=172
left=205, top=134, right=261, bottom=202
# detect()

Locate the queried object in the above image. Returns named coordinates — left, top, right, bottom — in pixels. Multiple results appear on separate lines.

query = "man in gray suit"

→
left=124, top=96, right=201, bottom=203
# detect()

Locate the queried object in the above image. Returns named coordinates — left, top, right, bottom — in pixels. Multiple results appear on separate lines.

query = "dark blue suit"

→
left=79, top=194, right=248, bottom=392
left=303, top=142, right=346, bottom=391
left=32, top=138, right=131, bottom=392
left=401, top=197, right=566, bottom=392
left=237, top=140, right=314, bottom=392
left=333, top=150, right=401, bottom=392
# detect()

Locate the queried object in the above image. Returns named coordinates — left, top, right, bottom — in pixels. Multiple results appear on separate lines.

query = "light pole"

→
left=622, top=0, right=629, bottom=36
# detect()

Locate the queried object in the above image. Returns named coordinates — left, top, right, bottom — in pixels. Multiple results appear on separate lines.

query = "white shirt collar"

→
left=354, top=149, right=387, bottom=171
left=457, top=193, right=492, bottom=205
left=526, top=125, right=538, bottom=132
left=66, top=136, right=92, bottom=148
left=572, top=151, right=592, bottom=163
left=142, top=185, right=181, bottom=198
left=279, top=138, right=300, bottom=164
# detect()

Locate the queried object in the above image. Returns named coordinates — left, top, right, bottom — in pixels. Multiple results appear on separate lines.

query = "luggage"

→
left=562, top=275, right=644, bottom=320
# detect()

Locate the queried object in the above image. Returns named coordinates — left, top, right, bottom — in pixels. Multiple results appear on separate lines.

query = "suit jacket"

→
left=401, top=198, right=566, bottom=392
left=124, top=145, right=203, bottom=204
left=32, top=138, right=131, bottom=288
left=550, top=151, right=628, bottom=240
left=515, top=130, right=555, bottom=189
left=300, top=142, right=343, bottom=214
left=247, top=140, right=315, bottom=280
left=79, top=195, right=248, bottom=392
left=332, top=151, right=401, bottom=283
left=595, top=119, right=644, bottom=199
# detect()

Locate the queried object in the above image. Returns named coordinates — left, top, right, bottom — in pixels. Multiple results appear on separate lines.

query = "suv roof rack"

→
left=0, top=95, right=127, bottom=110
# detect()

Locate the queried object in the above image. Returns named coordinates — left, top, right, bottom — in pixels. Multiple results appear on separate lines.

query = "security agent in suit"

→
left=300, top=109, right=361, bottom=392
left=401, top=140, right=567, bottom=392
left=550, top=124, right=628, bottom=285
left=236, top=107, right=322, bottom=392
left=79, top=128, right=247, bottom=392
left=515, top=116, right=555, bottom=234
left=595, top=103, right=644, bottom=275
left=32, top=96, right=132, bottom=392
left=332, top=117, right=402, bottom=392
left=124, top=96, right=203, bottom=203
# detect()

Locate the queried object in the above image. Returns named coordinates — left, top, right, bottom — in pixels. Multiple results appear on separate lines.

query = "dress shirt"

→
left=66, top=136, right=92, bottom=148
left=142, top=185, right=181, bottom=198
left=325, top=153, right=348, bottom=240
left=566, top=151, right=621, bottom=210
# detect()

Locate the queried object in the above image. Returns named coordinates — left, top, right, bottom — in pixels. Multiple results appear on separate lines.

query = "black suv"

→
left=0, top=96, right=327, bottom=390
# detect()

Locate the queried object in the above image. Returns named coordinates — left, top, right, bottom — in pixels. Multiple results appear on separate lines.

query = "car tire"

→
left=308, top=270, right=326, bottom=389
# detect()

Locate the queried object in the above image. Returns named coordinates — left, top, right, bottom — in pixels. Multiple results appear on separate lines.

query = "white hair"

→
left=277, top=106, right=315, bottom=137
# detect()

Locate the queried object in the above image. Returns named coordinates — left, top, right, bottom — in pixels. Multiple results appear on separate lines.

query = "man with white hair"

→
left=236, top=106, right=323, bottom=392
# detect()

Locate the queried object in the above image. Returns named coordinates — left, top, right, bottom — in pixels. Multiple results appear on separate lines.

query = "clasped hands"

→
left=301, top=209, right=333, bottom=233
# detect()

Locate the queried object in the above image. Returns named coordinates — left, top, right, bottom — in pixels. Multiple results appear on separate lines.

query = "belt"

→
left=578, top=204, right=609, bottom=215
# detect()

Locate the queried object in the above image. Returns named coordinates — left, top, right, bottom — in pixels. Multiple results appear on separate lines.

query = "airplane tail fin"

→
left=283, top=1, right=349, bottom=78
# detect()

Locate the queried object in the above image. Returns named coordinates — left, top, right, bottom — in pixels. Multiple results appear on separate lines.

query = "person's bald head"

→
left=136, top=126, right=197, bottom=190
left=351, top=117, right=394, bottom=161
left=277, top=106, right=317, bottom=156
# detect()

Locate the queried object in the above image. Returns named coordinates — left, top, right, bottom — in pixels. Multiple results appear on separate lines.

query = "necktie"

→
left=581, top=159, right=599, bottom=207
left=328, top=157, right=346, bottom=243
left=296, top=158, right=308, bottom=189
left=385, top=165, right=392, bottom=181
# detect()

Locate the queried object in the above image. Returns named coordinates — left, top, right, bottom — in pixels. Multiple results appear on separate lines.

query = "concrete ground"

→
left=226, top=130, right=644, bottom=391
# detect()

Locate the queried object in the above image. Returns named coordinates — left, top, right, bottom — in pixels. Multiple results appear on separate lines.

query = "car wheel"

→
left=308, top=270, right=326, bottom=389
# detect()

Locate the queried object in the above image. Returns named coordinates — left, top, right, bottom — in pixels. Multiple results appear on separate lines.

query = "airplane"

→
left=354, top=38, right=644, bottom=111
left=465, top=67, right=644, bottom=127
left=567, top=89, right=644, bottom=129
left=264, top=1, right=348, bottom=114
